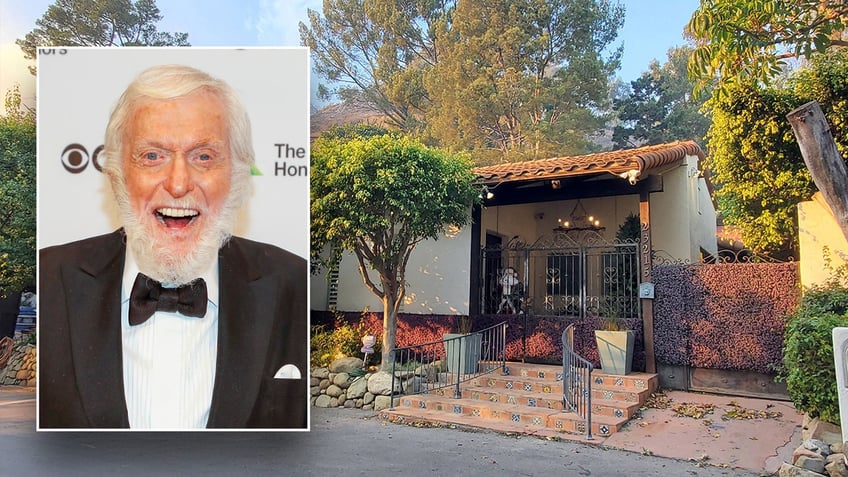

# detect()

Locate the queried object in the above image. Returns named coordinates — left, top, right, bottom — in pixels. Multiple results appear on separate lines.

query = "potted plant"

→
left=443, top=316, right=482, bottom=374
left=594, top=303, right=634, bottom=375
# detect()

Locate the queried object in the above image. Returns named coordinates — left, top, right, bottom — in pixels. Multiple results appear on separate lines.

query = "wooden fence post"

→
left=786, top=101, right=848, bottom=243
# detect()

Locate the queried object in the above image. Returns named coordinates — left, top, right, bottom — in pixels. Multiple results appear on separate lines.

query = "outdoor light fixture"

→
left=480, top=185, right=494, bottom=200
left=554, top=199, right=604, bottom=232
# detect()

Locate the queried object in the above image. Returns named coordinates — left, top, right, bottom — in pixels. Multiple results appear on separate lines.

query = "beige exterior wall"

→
left=312, top=154, right=718, bottom=315
left=798, top=195, right=848, bottom=288
left=650, top=154, right=717, bottom=262
left=311, top=225, right=472, bottom=315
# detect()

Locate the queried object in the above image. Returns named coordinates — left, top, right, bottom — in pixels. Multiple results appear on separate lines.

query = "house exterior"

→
left=311, top=140, right=717, bottom=369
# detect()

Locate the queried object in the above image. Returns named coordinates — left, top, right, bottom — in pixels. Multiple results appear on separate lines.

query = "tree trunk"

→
left=380, top=294, right=398, bottom=371
left=786, top=101, right=848, bottom=243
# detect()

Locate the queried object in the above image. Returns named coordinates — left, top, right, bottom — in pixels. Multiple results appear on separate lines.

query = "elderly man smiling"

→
left=39, top=65, right=307, bottom=430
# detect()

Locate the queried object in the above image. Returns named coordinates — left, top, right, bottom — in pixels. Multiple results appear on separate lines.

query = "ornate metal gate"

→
left=481, top=232, right=640, bottom=321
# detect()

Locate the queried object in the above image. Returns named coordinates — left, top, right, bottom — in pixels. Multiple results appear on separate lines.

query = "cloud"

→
left=247, top=0, right=321, bottom=46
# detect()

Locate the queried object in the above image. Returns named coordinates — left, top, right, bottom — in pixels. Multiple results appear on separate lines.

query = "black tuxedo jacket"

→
left=38, top=230, right=307, bottom=429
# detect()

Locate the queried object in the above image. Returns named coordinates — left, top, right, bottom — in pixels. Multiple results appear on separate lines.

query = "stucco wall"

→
left=798, top=194, right=848, bottom=288
left=311, top=225, right=472, bottom=315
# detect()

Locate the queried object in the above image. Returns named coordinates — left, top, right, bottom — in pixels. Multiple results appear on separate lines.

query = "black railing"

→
left=389, top=321, right=508, bottom=407
left=562, top=324, right=593, bottom=439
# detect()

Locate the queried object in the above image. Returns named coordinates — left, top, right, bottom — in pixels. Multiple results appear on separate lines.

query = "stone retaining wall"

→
left=1, top=336, right=36, bottom=387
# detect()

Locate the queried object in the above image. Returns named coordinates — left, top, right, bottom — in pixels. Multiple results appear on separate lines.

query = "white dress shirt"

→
left=120, top=252, right=219, bottom=429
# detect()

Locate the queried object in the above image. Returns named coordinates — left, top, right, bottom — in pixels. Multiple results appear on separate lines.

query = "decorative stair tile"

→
left=528, top=398, right=537, bottom=407
left=524, top=383, right=533, bottom=392
left=453, top=405, right=462, bottom=414
left=542, top=385, right=552, bottom=393
left=615, top=378, right=624, bottom=387
left=472, top=408, right=481, bottom=417
left=505, top=381, right=514, bottom=389
left=556, top=373, right=564, bottom=381
left=594, top=376, right=604, bottom=385
left=511, top=413, right=521, bottom=422
left=532, top=416, right=543, bottom=426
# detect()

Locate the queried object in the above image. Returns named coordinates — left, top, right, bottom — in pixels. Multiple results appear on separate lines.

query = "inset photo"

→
left=36, top=47, right=310, bottom=430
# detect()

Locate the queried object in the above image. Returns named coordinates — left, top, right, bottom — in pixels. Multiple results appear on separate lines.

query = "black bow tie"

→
left=129, top=273, right=208, bottom=326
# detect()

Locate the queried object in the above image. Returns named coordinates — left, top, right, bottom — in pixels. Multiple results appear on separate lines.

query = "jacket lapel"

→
left=206, top=239, right=278, bottom=427
left=64, top=230, right=130, bottom=428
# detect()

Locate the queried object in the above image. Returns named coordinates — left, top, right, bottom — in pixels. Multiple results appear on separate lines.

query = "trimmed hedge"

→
left=653, top=262, right=799, bottom=373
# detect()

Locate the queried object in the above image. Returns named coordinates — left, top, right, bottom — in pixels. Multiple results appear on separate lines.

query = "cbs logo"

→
left=61, top=144, right=104, bottom=173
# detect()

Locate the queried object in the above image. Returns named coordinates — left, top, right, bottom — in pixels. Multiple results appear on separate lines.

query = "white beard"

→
left=108, top=159, right=251, bottom=286
left=117, top=193, right=242, bottom=287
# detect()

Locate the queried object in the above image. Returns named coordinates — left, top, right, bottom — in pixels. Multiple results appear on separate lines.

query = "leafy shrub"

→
left=310, top=311, right=382, bottom=368
left=781, top=283, right=848, bottom=425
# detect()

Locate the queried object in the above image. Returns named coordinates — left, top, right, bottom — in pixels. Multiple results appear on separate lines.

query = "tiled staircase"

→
left=380, top=362, right=658, bottom=440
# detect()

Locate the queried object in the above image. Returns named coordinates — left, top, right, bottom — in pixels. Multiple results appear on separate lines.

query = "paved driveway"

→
left=0, top=385, right=766, bottom=476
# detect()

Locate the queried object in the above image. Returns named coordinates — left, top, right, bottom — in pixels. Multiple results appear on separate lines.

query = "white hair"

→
left=102, top=65, right=254, bottom=285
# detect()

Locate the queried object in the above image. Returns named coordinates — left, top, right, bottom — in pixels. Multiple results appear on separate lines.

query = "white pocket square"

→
left=274, top=364, right=302, bottom=379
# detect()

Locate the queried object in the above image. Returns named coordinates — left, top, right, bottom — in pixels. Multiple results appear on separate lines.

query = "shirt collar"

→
left=121, top=249, right=219, bottom=307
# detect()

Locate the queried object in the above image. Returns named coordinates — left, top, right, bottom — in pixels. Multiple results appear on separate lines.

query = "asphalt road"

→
left=0, top=387, right=761, bottom=476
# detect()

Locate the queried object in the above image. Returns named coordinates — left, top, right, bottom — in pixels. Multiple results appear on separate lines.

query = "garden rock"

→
left=779, top=462, right=828, bottom=477
left=325, top=384, right=343, bottom=398
left=367, top=371, right=399, bottom=396
left=329, top=357, right=363, bottom=374
left=312, top=367, right=329, bottom=379
left=374, top=395, right=398, bottom=411
left=315, top=395, right=334, bottom=408
left=805, top=439, right=833, bottom=457
left=346, top=376, right=368, bottom=399
left=363, top=392, right=375, bottom=405
left=796, top=455, right=826, bottom=474
left=333, top=372, right=351, bottom=387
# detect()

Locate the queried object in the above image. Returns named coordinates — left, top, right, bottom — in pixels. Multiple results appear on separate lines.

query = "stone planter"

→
left=595, top=330, right=634, bottom=375
left=443, top=333, right=482, bottom=374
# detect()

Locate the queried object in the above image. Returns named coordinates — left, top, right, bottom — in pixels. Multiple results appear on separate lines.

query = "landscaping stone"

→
left=805, top=439, right=833, bottom=457
left=320, top=378, right=330, bottom=390
left=333, top=372, right=350, bottom=387
left=315, top=395, right=334, bottom=408
left=402, top=376, right=427, bottom=394
left=310, top=377, right=320, bottom=386
left=779, top=462, right=828, bottom=477
left=826, top=457, right=848, bottom=477
left=312, top=367, right=329, bottom=379
left=325, top=384, right=343, bottom=398
left=367, top=371, right=399, bottom=396
left=795, top=445, right=824, bottom=462
left=807, top=419, right=843, bottom=446
left=363, top=392, right=375, bottom=405
left=374, top=395, right=399, bottom=411
left=346, top=376, right=368, bottom=399
left=310, top=386, right=321, bottom=396
left=329, top=357, right=363, bottom=374
left=796, top=455, right=827, bottom=474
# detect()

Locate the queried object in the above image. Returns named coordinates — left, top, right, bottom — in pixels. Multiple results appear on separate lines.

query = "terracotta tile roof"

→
left=474, top=140, right=704, bottom=183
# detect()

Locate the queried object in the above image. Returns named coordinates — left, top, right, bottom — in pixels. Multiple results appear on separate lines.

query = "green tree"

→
left=687, top=0, right=848, bottom=100
left=706, top=49, right=848, bottom=258
left=613, top=46, right=710, bottom=149
left=426, top=0, right=623, bottom=163
left=311, top=126, right=478, bottom=369
left=17, top=0, right=190, bottom=74
left=0, top=86, right=36, bottom=294
left=301, top=0, right=624, bottom=163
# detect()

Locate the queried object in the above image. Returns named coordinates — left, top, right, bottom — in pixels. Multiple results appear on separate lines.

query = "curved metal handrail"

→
left=562, top=324, right=593, bottom=440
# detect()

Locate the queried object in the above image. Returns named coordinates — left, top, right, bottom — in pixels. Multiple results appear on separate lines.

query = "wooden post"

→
left=787, top=101, right=848, bottom=243
left=639, top=191, right=656, bottom=373
left=468, top=205, right=482, bottom=317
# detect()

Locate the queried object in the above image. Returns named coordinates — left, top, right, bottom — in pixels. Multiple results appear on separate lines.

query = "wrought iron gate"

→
left=481, top=232, right=640, bottom=321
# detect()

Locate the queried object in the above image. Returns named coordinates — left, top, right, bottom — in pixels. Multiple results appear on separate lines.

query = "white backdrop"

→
left=37, top=47, right=310, bottom=259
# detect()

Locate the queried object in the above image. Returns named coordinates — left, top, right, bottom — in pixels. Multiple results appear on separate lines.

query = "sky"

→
left=0, top=0, right=701, bottom=112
